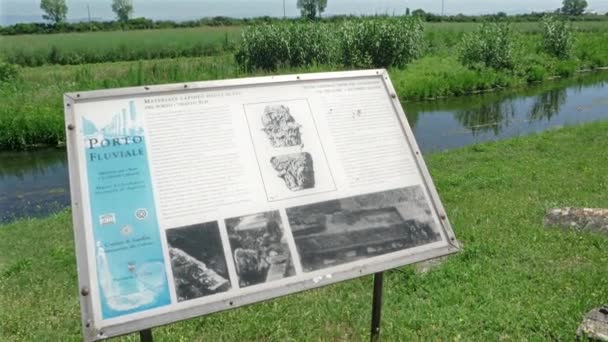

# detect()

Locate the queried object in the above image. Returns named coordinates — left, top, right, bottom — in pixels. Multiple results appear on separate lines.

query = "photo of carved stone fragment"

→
left=244, top=99, right=336, bottom=201
left=286, top=186, right=442, bottom=272
left=261, top=105, right=303, bottom=147
left=226, top=211, right=295, bottom=288
left=271, top=152, right=315, bottom=191
left=166, top=222, right=231, bottom=302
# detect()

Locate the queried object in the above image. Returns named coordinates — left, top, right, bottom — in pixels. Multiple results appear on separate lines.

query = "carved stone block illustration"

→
left=261, top=105, right=303, bottom=147
left=270, top=152, right=315, bottom=191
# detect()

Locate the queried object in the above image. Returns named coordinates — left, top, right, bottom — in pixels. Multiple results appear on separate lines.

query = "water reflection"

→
left=406, top=72, right=608, bottom=152
left=529, top=88, right=567, bottom=122
left=0, top=148, right=70, bottom=223
left=0, top=148, right=67, bottom=179
left=455, top=101, right=517, bottom=135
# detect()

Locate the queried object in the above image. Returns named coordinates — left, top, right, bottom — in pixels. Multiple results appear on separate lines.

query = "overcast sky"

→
left=2, top=0, right=608, bottom=25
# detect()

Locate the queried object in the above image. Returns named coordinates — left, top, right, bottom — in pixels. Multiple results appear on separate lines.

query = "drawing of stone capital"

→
left=271, top=152, right=315, bottom=191
left=261, top=105, right=303, bottom=147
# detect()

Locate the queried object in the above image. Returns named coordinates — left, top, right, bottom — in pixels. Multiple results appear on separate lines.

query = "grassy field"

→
left=424, top=20, right=608, bottom=33
left=2, top=21, right=608, bottom=67
left=2, top=51, right=608, bottom=150
left=0, top=26, right=241, bottom=66
left=1, top=121, right=607, bottom=341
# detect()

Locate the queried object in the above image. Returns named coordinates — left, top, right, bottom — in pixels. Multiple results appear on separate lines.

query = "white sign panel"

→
left=64, top=70, right=459, bottom=341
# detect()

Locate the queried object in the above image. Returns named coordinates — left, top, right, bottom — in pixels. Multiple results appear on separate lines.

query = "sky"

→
left=1, top=0, right=608, bottom=25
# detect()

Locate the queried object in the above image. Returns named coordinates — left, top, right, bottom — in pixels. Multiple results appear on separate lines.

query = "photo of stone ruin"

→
left=270, top=152, right=315, bottom=191
left=261, top=105, right=303, bottom=147
left=286, top=186, right=442, bottom=272
left=166, top=222, right=231, bottom=302
left=226, top=211, right=295, bottom=288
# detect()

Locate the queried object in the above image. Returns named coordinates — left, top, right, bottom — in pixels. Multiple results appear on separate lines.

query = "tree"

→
left=297, top=0, right=328, bottom=20
left=112, top=0, right=133, bottom=22
left=412, top=9, right=426, bottom=17
left=40, top=0, right=68, bottom=24
left=561, top=0, right=588, bottom=16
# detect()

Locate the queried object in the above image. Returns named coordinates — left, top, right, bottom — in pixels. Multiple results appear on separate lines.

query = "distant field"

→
left=0, top=26, right=242, bottom=66
left=425, top=20, right=608, bottom=33
left=2, top=21, right=608, bottom=67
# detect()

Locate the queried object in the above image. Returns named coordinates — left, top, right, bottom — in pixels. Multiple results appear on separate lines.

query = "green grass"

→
left=2, top=50, right=608, bottom=150
left=2, top=21, right=608, bottom=67
left=0, top=55, right=339, bottom=149
left=2, top=20, right=608, bottom=150
left=0, top=26, right=242, bottom=66
left=425, top=20, right=608, bottom=34
left=1, top=121, right=607, bottom=340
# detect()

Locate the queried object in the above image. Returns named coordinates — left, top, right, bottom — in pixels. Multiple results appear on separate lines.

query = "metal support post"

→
left=370, top=272, right=384, bottom=342
left=140, top=329, right=153, bottom=342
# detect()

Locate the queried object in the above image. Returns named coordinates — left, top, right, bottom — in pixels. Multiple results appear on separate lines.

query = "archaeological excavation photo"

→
left=225, top=211, right=295, bottom=287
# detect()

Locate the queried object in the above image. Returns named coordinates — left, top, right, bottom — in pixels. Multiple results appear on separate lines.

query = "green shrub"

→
left=541, top=16, right=574, bottom=59
left=236, top=25, right=288, bottom=70
left=459, top=22, right=516, bottom=70
left=337, top=17, right=424, bottom=68
left=554, top=59, right=578, bottom=76
left=515, top=54, right=550, bottom=82
left=236, top=18, right=424, bottom=71
left=0, top=61, right=18, bottom=83
left=285, top=22, right=335, bottom=67
left=235, top=22, right=338, bottom=71
left=526, top=65, right=548, bottom=82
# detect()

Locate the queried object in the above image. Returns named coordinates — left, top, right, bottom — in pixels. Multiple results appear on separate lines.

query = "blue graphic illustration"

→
left=84, top=102, right=143, bottom=138
left=84, top=101, right=171, bottom=319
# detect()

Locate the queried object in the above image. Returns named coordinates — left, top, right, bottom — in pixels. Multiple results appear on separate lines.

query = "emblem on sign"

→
left=135, top=208, right=148, bottom=220
left=99, top=213, right=116, bottom=225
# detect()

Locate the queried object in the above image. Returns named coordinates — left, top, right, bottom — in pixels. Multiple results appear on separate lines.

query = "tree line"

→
left=1, top=0, right=604, bottom=36
left=38, top=0, right=328, bottom=24
left=40, top=0, right=133, bottom=24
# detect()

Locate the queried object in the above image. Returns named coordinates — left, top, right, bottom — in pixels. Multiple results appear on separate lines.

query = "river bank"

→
left=0, top=53, right=608, bottom=150
left=1, top=121, right=607, bottom=340
left=2, top=72, right=608, bottom=223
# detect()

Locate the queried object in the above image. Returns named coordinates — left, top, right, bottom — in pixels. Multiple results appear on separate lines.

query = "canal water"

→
left=1, top=73, right=608, bottom=223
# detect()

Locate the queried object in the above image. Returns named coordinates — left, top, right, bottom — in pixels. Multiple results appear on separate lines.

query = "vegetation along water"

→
left=2, top=72, right=607, bottom=223
left=2, top=17, right=608, bottom=150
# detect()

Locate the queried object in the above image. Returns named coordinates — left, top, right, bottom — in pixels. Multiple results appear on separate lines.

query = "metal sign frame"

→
left=64, top=69, right=460, bottom=341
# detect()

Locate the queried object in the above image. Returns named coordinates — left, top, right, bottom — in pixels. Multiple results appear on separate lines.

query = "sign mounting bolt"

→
left=81, top=286, right=90, bottom=296
left=67, top=124, right=75, bottom=131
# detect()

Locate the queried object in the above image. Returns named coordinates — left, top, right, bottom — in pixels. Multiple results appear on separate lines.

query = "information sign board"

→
left=64, top=70, right=460, bottom=341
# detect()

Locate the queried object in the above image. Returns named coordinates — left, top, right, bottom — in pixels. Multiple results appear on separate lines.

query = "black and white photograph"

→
left=244, top=99, right=336, bottom=201
left=271, top=152, right=315, bottom=191
left=286, top=186, right=442, bottom=272
left=225, top=211, right=295, bottom=288
left=166, top=222, right=231, bottom=302
left=261, top=104, right=303, bottom=148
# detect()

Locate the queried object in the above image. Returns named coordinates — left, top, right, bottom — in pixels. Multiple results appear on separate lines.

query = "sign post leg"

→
left=140, top=329, right=153, bottom=342
left=370, top=272, right=384, bottom=342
